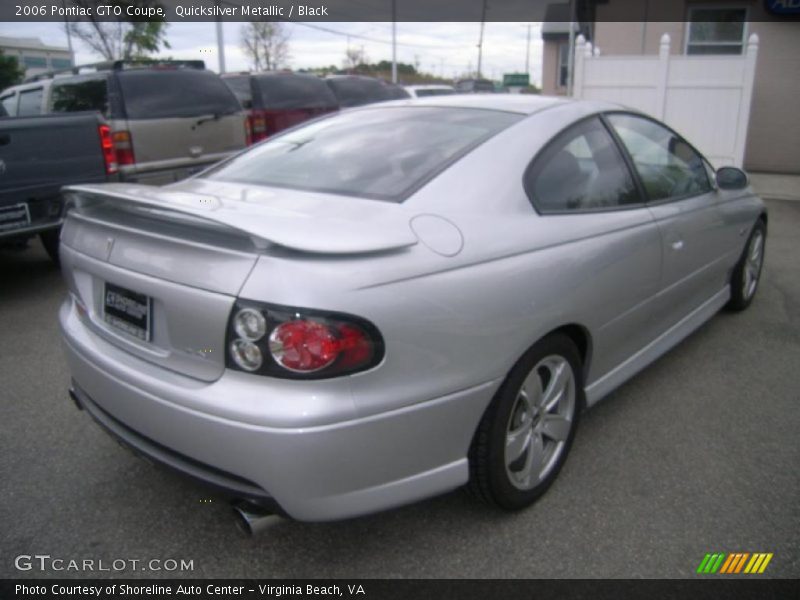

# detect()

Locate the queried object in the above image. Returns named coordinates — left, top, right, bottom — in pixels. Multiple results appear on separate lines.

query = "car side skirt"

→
left=585, top=285, right=731, bottom=406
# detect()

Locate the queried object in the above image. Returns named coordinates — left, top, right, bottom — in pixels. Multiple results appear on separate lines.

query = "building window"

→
left=557, top=43, right=569, bottom=88
left=687, top=7, right=747, bottom=55
left=22, top=55, right=47, bottom=69
left=50, top=57, right=72, bottom=70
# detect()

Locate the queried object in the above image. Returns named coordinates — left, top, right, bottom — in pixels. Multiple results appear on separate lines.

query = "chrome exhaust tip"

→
left=232, top=501, right=276, bottom=536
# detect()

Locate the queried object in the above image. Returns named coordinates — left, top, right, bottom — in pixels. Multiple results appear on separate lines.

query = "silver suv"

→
left=1, top=60, right=248, bottom=185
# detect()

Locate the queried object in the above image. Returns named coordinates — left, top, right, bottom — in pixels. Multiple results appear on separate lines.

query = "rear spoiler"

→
left=63, top=184, right=418, bottom=256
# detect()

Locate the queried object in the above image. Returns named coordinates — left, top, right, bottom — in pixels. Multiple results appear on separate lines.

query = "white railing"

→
left=572, top=33, right=759, bottom=168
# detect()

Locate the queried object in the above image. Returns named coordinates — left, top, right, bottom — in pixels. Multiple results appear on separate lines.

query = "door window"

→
left=17, top=88, right=44, bottom=116
left=0, top=94, right=16, bottom=116
left=524, top=117, right=641, bottom=213
left=607, top=114, right=712, bottom=202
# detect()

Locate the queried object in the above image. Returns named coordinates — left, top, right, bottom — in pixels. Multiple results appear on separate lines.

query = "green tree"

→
left=65, top=1, right=170, bottom=61
left=0, top=50, right=24, bottom=89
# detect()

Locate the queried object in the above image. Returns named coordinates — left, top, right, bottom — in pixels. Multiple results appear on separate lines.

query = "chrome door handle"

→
left=671, top=240, right=684, bottom=251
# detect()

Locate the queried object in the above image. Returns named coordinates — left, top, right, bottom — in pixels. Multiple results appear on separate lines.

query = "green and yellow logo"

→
left=697, top=552, right=773, bottom=574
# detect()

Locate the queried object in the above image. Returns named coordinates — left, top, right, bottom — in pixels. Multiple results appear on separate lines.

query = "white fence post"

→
left=654, top=33, right=671, bottom=120
left=573, top=34, right=586, bottom=99
left=733, top=33, right=759, bottom=167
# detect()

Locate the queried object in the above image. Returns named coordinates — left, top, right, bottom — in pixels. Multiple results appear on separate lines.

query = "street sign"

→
left=503, top=73, right=530, bottom=87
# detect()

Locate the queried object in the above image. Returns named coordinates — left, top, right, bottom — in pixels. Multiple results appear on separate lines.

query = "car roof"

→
left=376, top=94, right=572, bottom=115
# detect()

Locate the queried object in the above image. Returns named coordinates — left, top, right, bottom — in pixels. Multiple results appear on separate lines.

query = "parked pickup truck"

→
left=0, top=110, right=116, bottom=263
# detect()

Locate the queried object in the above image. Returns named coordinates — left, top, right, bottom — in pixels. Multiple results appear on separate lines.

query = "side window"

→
left=524, top=117, right=641, bottom=213
left=17, top=88, right=44, bottom=116
left=50, top=79, right=109, bottom=116
left=1, top=94, right=16, bottom=116
left=607, top=114, right=711, bottom=201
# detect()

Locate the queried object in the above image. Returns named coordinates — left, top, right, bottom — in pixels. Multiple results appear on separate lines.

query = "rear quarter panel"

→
left=237, top=102, right=666, bottom=420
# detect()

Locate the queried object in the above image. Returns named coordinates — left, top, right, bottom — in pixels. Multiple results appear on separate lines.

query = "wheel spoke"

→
left=750, top=236, right=762, bottom=262
left=542, top=361, right=569, bottom=411
left=521, top=433, right=545, bottom=485
left=520, top=370, right=543, bottom=408
left=506, top=425, right=532, bottom=465
left=541, top=414, right=571, bottom=442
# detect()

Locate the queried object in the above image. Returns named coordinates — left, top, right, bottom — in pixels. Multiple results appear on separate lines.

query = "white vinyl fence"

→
left=572, top=33, right=759, bottom=168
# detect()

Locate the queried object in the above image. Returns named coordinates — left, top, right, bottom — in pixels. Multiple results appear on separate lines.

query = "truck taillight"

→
left=112, top=130, right=135, bottom=166
left=250, top=110, right=268, bottom=143
left=98, top=124, right=118, bottom=174
left=244, top=115, right=253, bottom=146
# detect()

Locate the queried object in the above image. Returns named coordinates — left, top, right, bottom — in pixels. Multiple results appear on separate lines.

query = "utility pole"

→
left=525, top=23, right=531, bottom=76
left=62, top=0, right=74, bottom=67
left=391, top=0, right=397, bottom=83
left=476, top=0, right=487, bottom=78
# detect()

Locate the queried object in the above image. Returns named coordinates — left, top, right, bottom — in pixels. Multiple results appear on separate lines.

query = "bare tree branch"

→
left=240, top=22, right=291, bottom=71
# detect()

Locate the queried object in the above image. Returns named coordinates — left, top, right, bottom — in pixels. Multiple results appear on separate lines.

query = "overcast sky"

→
left=6, top=21, right=544, bottom=84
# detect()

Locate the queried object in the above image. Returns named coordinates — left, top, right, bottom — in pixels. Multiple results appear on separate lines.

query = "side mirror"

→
left=716, top=166, right=749, bottom=191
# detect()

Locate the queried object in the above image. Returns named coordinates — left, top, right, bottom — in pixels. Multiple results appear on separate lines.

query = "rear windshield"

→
left=255, top=73, right=338, bottom=110
left=51, top=78, right=109, bottom=115
left=118, top=69, right=241, bottom=119
left=222, top=75, right=252, bottom=109
left=383, top=84, right=411, bottom=100
left=205, top=106, right=521, bottom=202
left=325, top=78, right=390, bottom=108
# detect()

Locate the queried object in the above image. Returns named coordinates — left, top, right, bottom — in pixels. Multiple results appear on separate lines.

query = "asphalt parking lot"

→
left=1, top=198, right=798, bottom=580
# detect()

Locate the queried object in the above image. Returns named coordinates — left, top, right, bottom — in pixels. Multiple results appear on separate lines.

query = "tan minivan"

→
left=3, top=60, right=248, bottom=185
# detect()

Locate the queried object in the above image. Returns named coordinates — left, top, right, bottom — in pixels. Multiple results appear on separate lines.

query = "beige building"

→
left=0, top=36, right=73, bottom=79
left=542, top=0, right=800, bottom=174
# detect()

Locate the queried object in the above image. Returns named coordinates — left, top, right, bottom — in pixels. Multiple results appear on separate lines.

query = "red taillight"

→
left=112, top=130, right=135, bottom=166
left=244, top=115, right=253, bottom=146
left=226, top=302, right=383, bottom=379
left=251, top=109, right=268, bottom=142
left=98, top=124, right=117, bottom=174
left=268, top=320, right=372, bottom=373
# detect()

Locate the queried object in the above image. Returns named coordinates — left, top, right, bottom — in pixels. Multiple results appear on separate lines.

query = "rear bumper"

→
left=60, top=296, right=495, bottom=521
left=119, top=153, right=235, bottom=186
left=0, top=219, right=61, bottom=241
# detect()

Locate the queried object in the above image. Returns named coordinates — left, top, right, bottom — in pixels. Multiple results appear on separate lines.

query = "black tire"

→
left=39, top=228, right=61, bottom=266
left=468, top=333, right=584, bottom=510
left=726, top=219, right=766, bottom=312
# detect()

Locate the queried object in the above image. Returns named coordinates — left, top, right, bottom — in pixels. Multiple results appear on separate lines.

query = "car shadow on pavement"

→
left=0, top=239, right=63, bottom=302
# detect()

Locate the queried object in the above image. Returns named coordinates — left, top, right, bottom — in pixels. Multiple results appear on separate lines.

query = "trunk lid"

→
left=60, top=182, right=417, bottom=381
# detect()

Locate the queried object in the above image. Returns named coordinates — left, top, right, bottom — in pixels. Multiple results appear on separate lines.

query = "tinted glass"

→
left=23, top=56, right=46, bottom=68
left=51, top=78, right=109, bottom=115
left=51, top=58, right=72, bottom=69
left=256, top=73, right=338, bottom=110
left=414, top=88, right=455, bottom=97
left=206, top=107, right=521, bottom=202
left=607, top=114, right=711, bottom=201
left=17, top=88, right=43, bottom=116
left=1, top=95, right=16, bottom=116
left=688, top=9, right=746, bottom=42
left=383, top=84, right=411, bottom=100
left=222, top=75, right=252, bottom=109
left=525, top=117, right=641, bottom=212
left=118, top=69, right=241, bottom=119
left=325, top=78, right=388, bottom=107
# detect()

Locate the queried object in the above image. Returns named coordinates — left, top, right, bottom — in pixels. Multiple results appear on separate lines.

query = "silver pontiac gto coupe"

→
left=59, top=95, right=766, bottom=533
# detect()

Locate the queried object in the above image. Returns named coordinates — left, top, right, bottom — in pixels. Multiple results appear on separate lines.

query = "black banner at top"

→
left=3, top=0, right=799, bottom=23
